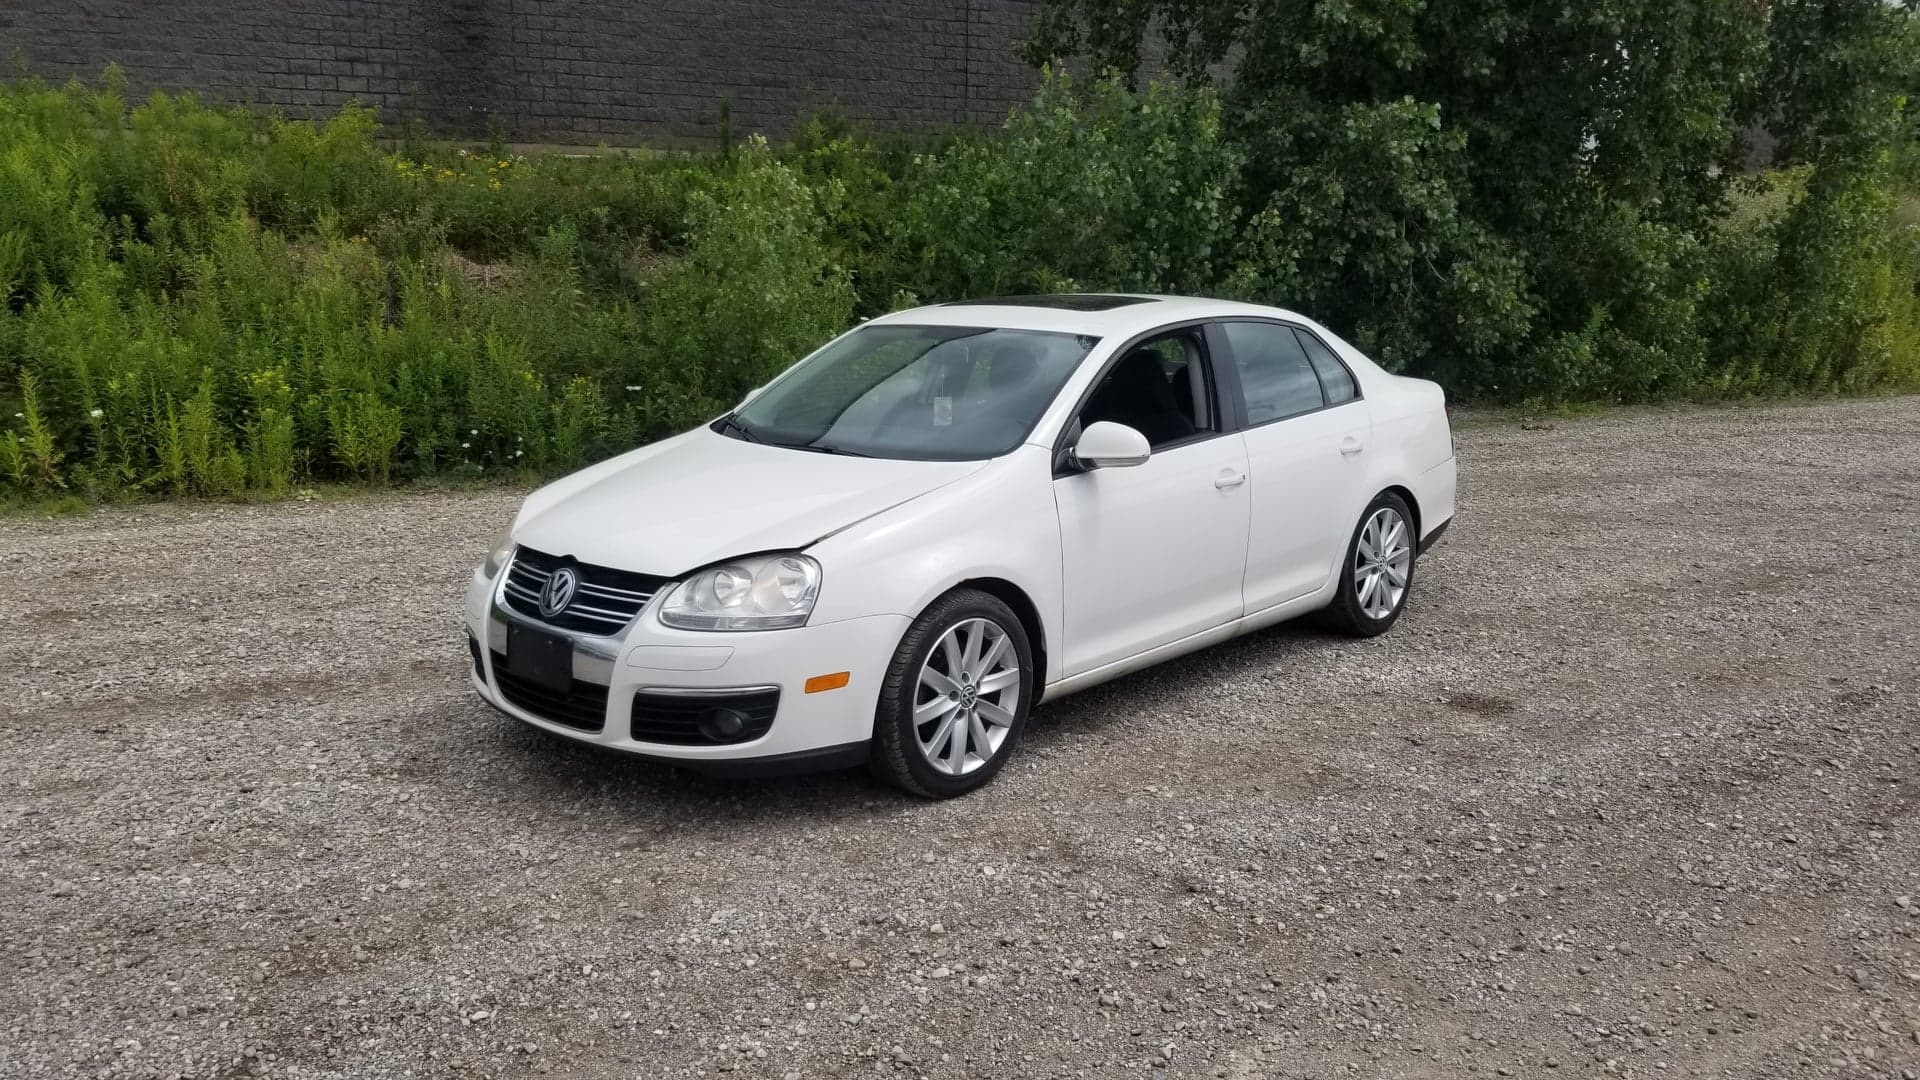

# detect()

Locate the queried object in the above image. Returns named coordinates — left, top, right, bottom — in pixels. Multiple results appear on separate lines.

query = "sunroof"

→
left=942, top=294, right=1160, bottom=312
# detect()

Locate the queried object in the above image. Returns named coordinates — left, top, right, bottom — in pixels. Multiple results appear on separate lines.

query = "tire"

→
left=870, top=588, right=1034, bottom=798
left=1319, top=491, right=1418, bottom=638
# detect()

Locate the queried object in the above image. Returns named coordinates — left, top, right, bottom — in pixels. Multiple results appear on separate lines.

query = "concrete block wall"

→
left=0, top=0, right=1042, bottom=143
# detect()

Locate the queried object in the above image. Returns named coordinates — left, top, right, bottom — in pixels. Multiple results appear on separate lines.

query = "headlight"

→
left=481, top=530, right=515, bottom=578
left=659, top=553, right=821, bottom=631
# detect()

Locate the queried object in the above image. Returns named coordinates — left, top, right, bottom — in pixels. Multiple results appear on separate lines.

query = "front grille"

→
left=501, top=546, right=668, bottom=636
left=490, top=651, right=608, bottom=732
left=631, top=689, right=780, bottom=745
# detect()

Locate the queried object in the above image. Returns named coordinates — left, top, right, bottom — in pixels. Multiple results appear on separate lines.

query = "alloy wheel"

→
left=1354, top=506, right=1413, bottom=620
left=913, top=617, right=1021, bottom=776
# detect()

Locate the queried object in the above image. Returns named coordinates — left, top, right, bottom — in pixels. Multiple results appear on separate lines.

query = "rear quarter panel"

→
left=1294, top=315, right=1456, bottom=538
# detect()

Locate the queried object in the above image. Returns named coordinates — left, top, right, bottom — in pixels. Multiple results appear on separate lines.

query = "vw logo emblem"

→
left=539, top=566, right=579, bottom=618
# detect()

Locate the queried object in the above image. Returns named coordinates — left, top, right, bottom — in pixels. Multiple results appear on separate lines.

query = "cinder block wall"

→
left=0, top=0, right=1042, bottom=143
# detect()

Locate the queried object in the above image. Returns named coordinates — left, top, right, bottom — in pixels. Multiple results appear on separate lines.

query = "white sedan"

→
left=464, top=295, right=1456, bottom=797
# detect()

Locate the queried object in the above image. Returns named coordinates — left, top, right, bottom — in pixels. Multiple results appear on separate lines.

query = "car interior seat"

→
left=1086, top=348, right=1197, bottom=447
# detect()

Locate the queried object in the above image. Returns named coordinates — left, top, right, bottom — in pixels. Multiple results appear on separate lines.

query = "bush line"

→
left=1, top=64, right=1915, bottom=501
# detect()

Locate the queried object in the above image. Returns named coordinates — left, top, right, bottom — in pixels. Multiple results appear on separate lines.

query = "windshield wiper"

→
left=793, top=442, right=872, bottom=458
left=719, top=418, right=868, bottom=456
left=714, top=414, right=761, bottom=443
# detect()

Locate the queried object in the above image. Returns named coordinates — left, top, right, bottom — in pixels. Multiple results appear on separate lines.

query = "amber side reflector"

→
left=804, top=671, right=850, bottom=694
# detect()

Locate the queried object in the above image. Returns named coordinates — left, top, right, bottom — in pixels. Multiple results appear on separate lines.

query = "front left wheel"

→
left=871, top=588, right=1033, bottom=798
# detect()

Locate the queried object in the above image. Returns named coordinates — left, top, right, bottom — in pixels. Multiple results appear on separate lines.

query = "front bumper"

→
left=463, top=567, right=906, bottom=773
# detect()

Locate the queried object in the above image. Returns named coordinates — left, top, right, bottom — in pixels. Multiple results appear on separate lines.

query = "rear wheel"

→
left=1320, top=491, right=1417, bottom=637
left=871, top=589, right=1033, bottom=798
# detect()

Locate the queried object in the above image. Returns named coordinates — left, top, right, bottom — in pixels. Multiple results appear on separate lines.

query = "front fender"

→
left=806, top=446, right=1062, bottom=662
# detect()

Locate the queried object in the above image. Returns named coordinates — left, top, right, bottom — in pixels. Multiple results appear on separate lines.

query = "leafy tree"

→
left=1024, top=0, right=1916, bottom=399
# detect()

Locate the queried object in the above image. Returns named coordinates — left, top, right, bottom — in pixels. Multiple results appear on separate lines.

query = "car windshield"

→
left=718, top=324, right=1098, bottom=461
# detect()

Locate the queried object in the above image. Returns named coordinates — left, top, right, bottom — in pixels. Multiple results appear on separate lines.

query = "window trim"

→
left=1050, top=318, right=1238, bottom=477
left=1210, top=317, right=1365, bottom=432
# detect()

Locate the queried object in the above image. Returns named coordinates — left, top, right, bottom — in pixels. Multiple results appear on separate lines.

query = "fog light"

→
left=697, top=706, right=750, bottom=743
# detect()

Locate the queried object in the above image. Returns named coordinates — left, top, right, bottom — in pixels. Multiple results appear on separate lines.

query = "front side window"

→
left=723, top=324, right=1097, bottom=461
left=1079, top=330, right=1216, bottom=449
left=1222, top=322, right=1324, bottom=423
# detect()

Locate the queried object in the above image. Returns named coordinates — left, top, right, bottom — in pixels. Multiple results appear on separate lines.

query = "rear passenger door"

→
left=1212, top=319, right=1373, bottom=612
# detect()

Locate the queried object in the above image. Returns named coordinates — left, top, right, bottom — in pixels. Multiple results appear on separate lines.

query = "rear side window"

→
left=1222, top=322, right=1324, bottom=423
left=1295, top=329, right=1358, bottom=405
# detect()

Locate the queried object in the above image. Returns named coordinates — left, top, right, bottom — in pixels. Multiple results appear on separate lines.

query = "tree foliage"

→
left=2, top=16, right=1917, bottom=502
left=1026, top=0, right=1920, bottom=397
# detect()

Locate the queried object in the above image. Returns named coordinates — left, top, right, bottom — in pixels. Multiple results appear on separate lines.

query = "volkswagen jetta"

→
left=464, top=295, right=1456, bottom=797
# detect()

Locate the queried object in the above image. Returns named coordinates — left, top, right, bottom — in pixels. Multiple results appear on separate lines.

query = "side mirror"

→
left=1073, top=421, right=1151, bottom=469
left=735, top=384, right=767, bottom=410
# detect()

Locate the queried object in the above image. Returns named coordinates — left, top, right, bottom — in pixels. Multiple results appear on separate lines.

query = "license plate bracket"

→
left=506, top=623, right=574, bottom=693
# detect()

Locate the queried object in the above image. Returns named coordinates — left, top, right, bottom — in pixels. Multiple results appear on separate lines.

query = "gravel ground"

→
left=3, top=397, right=1918, bottom=1080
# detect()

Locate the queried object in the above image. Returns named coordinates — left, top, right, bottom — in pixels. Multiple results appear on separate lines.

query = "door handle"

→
left=1214, top=470, right=1247, bottom=490
left=1340, top=436, right=1365, bottom=457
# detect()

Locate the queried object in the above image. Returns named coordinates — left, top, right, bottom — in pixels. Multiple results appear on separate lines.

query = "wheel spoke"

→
left=920, top=711, right=958, bottom=759
left=976, top=634, right=1010, bottom=677
left=945, top=713, right=969, bottom=772
left=976, top=699, right=1015, bottom=729
left=920, top=667, right=959, bottom=696
left=960, top=621, right=984, bottom=676
left=939, top=629, right=964, bottom=675
left=967, top=710, right=993, bottom=759
left=1356, top=569, right=1378, bottom=607
left=977, top=667, right=1019, bottom=694
left=1380, top=516, right=1405, bottom=556
left=914, top=694, right=960, bottom=724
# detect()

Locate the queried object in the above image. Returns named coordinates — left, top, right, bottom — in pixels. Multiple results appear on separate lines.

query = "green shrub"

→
left=242, top=366, right=297, bottom=495
left=875, top=72, right=1242, bottom=307
left=1, top=371, right=61, bottom=493
left=327, top=391, right=404, bottom=482
left=640, top=137, right=855, bottom=421
left=0, top=53, right=1916, bottom=505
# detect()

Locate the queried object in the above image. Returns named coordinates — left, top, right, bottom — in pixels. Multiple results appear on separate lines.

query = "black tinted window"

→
left=1295, top=329, right=1358, bottom=404
left=1081, top=333, right=1207, bottom=449
left=1223, top=322, right=1324, bottom=423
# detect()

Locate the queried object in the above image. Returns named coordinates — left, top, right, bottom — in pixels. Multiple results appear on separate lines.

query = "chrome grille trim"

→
left=577, top=581, right=650, bottom=600
left=498, top=547, right=669, bottom=636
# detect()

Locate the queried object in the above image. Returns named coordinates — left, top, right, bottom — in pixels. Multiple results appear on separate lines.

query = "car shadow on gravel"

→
left=462, top=615, right=1353, bottom=818
left=468, top=703, right=917, bottom=819
left=1021, top=617, right=1341, bottom=745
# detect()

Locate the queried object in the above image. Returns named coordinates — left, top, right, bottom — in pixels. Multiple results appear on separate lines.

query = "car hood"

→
left=511, top=427, right=988, bottom=576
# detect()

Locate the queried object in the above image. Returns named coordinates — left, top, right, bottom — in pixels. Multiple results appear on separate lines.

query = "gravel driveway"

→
left=3, top=398, right=1917, bottom=1080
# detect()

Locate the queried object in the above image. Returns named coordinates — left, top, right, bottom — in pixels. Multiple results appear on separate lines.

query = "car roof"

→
left=864, top=294, right=1318, bottom=341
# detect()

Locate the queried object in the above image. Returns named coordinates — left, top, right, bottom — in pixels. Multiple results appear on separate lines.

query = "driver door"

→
left=1051, top=329, right=1251, bottom=678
